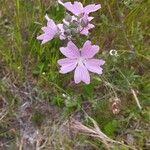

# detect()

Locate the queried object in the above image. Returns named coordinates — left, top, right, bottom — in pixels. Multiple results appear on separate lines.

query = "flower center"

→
left=77, top=57, right=86, bottom=65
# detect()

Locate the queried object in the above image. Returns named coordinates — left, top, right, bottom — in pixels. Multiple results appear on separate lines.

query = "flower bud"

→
left=81, top=19, right=88, bottom=27
left=70, top=20, right=79, bottom=28
left=64, top=29, right=71, bottom=35
left=71, top=28, right=79, bottom=35
left=81, top=14, right=89, bottom=27
left=63, top=23, right=69, bottom=30
left=65, top=13, right=72, bottom=22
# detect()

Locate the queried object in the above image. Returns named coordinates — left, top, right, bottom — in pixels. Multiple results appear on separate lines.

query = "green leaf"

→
left=104, top=120, right=118, bottom=137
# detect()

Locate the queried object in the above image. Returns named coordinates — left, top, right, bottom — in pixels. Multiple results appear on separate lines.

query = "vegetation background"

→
left=0, top=0, right=149, bottom=149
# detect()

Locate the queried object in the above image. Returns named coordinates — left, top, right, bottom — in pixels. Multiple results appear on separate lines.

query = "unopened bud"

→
left=81, top=19, right=88, bottom=27
left=71, top=28, right=79, bottom=35
left=63, top=23, right=69, bottom=30
left=64, top=29, right=71, bottom=35
left=81, top=14, right=89, bottom=27
left=70, top=20, right=79, bottom=28
left=65, top=13, right=72, bottom=22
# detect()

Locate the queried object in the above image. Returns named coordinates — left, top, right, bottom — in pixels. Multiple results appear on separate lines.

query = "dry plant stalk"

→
left=131, top=89, right=142, bottom=110
left=69, top=118, right=137, bottom=150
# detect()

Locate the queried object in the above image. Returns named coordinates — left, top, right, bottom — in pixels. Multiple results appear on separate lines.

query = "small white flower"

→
left=109, top=49, right=119, bottom=57
left=62, top=93, right=67, bottom=98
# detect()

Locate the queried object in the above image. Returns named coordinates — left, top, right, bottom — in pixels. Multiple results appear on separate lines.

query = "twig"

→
left=0, top=111, right=7, bottom=121
left=118, top=69, right=142, bottom=111
left=69, top=118, right=137, bottom=150
left=131, top=89, right=142, bottom=110
left=19, top=137, right=23, bottom=150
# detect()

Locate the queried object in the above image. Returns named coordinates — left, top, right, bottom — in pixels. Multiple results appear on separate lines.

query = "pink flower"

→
left=79, top=14, right=95, bottom=36
left=58, top=1, right=101, bottom=36
left=58, top=41, right=105, bottom=84
left=63, top=14, right=94, bottom=36
left=62, top=1, right=101, bottom=16
left=37, top=14, right=65, bottom=44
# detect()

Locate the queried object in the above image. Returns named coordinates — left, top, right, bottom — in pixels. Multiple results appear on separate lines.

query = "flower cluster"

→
left=37, top=1, right=105, bottom=84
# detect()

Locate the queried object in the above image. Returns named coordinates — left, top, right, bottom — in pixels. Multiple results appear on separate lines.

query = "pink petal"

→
left=88, top=16, right=94, bottom=21
left=40, top=26, right=56, bottom=35
left=60, top=41, right=80, bottom=59
left=81, top=41, right=100, bottom=58
left=57, top=24, right=64, bottom=32
left=64, top=2, right=83, bottom=15
left=80, top=28, right=89, bottom=36
left=67, top=41, right=80, bottom=55
left=86, top=59, right=105, bottom=66
left=57, top=24, right=66, bottom=40
left=81, top=14, right=89, bottom=24
left=85, top=59, right=105, bottom=74
left=80, top=24, right=95, bottom=36
left=37, top=15, right=58, bottom=44
left=57, top=58, right=77, bottom=66
left=59, top=61, right=77, bottom=74
left=74, top=64, right=90, bottom=84
left=88, top=23, right=95, bottom=29
left=45, top=14, right=57, bottom=31
left=84, top=4, right=101, bottom=14
left=41, top=27, right=50, bottom=32
left=37, top=32, right=55, bottom=44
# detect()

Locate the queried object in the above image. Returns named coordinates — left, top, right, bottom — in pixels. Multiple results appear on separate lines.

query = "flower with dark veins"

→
left=37, top=14, right=65, bottom=44
left=58, top=41, right=105, bottom=84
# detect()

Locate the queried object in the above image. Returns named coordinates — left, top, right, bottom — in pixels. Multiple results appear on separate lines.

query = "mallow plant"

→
left=37, top=1, right=105, bottom=84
